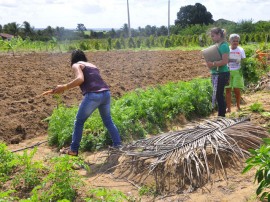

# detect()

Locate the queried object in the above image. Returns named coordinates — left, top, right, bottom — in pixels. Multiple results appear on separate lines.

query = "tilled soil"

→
left=0, top=50, right=209, bottom=144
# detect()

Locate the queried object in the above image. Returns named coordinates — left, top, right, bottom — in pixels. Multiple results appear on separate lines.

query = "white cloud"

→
left=0, top=0, right=269, bottom=29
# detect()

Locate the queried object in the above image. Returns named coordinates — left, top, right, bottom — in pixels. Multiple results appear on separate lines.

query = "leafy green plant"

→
left=85, top=188, right=128, bottom=202
left=28, top=155, right=87, bottom=201
left=12, top=148, right=44, bottom=191
left=0, top=143, right=18, bottom=185
left=249, top=102, right=264, bottom=113
left=139, top=185, right=156, bottom=196
left=242, top=138, right=270, bottom=201
left=241, top=57, right=262, bottom=86
left=0, top=190, right=18, bottom=202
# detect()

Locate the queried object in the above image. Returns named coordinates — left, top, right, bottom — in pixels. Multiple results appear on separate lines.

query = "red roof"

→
left=0, top=33, right=14, bottom=39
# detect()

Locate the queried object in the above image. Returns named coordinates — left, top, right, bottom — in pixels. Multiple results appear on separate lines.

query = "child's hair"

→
left=71, top=49, right=88, bottom=66
left=211, top=27, right=226, bottom=39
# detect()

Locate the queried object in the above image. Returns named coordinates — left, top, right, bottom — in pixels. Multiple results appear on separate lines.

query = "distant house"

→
left=0, top=33, right=14, bottom=40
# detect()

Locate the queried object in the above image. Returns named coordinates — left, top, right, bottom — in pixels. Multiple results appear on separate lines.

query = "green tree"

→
left=121, top=23, right=129, bottom=38
left=175, top=3, right=214, bottom=28
left=157, top=26, right=168, bottom=36
left=3, top=22, right=21, bottom=35
left=236, top=20, right=256, bottom=33
left=55, top=26, right=65, bottom=40
left=76, top=23, right=86, bottom=32
left=43, top=26, right=55, bottom=38
left=0, top=24, right=2, bottom=33
left=22, top=21, right=34, bottom=39
left=254, top=20, right=270, bottom=32
left=108, top=28, right=117, bottom=38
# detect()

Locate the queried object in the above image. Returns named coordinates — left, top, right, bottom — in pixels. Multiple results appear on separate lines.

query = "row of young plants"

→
left=0, top=143, right=135, bottom=201
left=1, top=32, right=270, bottom=53
left=47, top=78, right=213, bottom=151
left=47, top=44, right=269, bottom=151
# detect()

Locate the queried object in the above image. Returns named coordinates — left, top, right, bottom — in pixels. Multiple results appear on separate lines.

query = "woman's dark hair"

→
left=71, top=49, right=88, bottom=66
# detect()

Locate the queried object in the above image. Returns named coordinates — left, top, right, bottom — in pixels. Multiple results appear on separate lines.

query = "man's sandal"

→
left=59, top=147, right=78, bottom=156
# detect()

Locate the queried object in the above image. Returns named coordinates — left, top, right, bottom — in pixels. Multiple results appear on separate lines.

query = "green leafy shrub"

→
left=48, top=105, right=77, bottom=148
left=249, top=102, right=264, bottom=113
left=0, top=143, right=18, bottom=185
left=243, top=138, right=270, bottom=201
left=164, top=38, right=172, bottom=48
left=241, top=57, right=262, bottom=86
left=85, top=188, right=128, bottom=202
left=29, top=155, right=86, bottom=201
left=113, top=39, right=121, bottom=49
left=12, top=148, right=44, bottom=191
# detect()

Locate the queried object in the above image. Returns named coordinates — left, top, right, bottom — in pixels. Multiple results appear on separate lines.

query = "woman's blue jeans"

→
left=70, top=91, right=121, bottom=152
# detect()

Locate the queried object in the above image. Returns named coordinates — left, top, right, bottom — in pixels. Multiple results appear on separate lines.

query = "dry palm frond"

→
left=116, top=117, right=269, bottom=194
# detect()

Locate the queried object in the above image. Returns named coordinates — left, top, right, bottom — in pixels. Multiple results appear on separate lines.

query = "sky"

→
left=0, top=0, right=269, bottom=30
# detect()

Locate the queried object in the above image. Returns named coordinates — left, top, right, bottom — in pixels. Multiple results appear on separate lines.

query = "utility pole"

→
left=168, top=0, right=170, bottom=37
left=127, top=0, right=131, bottom=37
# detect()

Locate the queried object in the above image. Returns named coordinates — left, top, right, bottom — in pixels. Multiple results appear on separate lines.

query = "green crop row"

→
left=0, top=143, right=132, bottom=201
left=47, top=78, right=213, bottom=151
left=1, top=32, right=270, bottom=54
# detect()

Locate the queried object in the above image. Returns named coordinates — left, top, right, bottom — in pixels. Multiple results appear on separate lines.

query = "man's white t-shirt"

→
left=228, top=46, right=246, bottom=71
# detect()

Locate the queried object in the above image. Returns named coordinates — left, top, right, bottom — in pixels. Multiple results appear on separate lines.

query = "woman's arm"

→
left=53, top=63, right=84, bottom=94
left=206, top=53, right=229, bottom=69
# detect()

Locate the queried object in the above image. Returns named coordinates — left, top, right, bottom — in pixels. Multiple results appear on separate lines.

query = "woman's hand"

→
left=206, top=61, right=215, bottom=69
left=53, top=84, right=68, bottom=94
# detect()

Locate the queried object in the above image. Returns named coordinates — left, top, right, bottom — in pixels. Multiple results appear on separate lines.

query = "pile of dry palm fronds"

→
left=113, top=117, right=269, bottom=194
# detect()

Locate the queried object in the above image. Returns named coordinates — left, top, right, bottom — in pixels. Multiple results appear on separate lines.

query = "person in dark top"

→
left=52, top=49, right=122, bottom=156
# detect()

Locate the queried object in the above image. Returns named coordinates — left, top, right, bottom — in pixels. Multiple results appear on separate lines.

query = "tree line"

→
left=0, top=3, right=270, bottom=42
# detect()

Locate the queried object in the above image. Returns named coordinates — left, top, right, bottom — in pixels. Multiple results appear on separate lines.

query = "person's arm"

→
left=53, top=63, right=84, bottom=94
left=206, top=53, right=229, bottom=69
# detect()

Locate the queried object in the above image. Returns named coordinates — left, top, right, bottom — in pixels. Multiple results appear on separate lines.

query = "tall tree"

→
left=175, top=3, right=214, bottom=28
left=43, top=26, right=54, bottom=38
left=3, top=22, right=21, bottom=35
left=76, top=24, right=87, bottom=32
left=122, top=23, right=129, bottom=38
left=22, top=21, right=34, bottom=38
left=55, top=26, right=65, bottom=40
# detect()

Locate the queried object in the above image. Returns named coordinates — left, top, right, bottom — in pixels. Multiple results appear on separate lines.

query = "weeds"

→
left=249, top=102, right=264, bottom=113
left=85, top=188, right=128, bottom=202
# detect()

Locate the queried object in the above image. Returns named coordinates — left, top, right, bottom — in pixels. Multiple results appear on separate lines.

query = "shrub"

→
left=0, top=143, right=18, bottom=185
left=85, top=188, right=128, bottom=202
left=12, top=148, right=44, bottom=191
left=243, top=138, right=270, bottom=201
left=241, top=57, right=262, bottom=86
left=28, top=155, right=87, bottom=201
